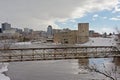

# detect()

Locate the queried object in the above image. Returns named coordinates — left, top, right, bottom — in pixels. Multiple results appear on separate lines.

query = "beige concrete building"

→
left=54, top=23, right=89, bottom=44
left=77, top=23, right=89, bottom=43
left=54, top=30, right=77, bottom=44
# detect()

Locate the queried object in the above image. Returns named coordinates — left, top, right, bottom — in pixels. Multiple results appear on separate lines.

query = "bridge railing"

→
left=0, top=46, right=119, bottom=62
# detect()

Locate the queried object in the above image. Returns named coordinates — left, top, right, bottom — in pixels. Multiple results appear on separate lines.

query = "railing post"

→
left=94, top=47, right=97, bottom=57
left=54, top=49, right=56, bottom=59
left=21, top=50, right=23, bottom=61
left=76, top=48, right=77, bottom=57
left=9, top=50, right=11, bottom=62
left=64, top=48, right=66, bottom=59
left=32, top=49, right=34, bottom=60
left=43, top=49, right=45, bottom=60
left=86, top=47, right=87, bottom=57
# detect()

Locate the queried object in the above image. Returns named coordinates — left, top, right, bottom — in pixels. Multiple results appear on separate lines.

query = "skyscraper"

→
left=1, top=22, right=11, bottom=31
left=47, top=25, right=53, bottom=36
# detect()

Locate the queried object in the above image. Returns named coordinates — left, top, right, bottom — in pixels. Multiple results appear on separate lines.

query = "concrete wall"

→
left=54, top=30, right=77, bottom=44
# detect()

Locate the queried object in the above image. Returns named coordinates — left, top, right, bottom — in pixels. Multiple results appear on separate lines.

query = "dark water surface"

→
left=7, top=58, right=120, bottom=80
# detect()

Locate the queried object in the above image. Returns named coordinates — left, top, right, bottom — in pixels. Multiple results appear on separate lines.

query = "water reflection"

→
left=7, top=58, right=120, bottom=80
left=113, top=57, right=120, bottom=67
left=78, top=57, right=120, bottom=80
left=77, top=59, right=89, bottom=74
left=78, top=58, right=89, bottom=67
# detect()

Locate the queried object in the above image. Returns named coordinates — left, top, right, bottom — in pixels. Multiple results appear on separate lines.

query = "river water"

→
left=6, top=58, right=120, bottom=80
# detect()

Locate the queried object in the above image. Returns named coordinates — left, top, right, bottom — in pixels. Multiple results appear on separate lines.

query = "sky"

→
left=0, top=0, right=120, bottom=33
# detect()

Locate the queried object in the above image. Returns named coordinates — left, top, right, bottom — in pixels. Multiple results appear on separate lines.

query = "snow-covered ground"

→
left=76, top=37, right=116, bottom=46
left=0, top=37, right=116, bottom=49
left=12, top=37, right=117, bottom=48
left=0, top=63, right=10, bottom=80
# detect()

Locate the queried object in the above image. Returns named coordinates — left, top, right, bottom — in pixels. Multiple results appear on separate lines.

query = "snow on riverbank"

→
left=15, top=37, right=116, bottom=47
left=4, top=37, right=115, bottom=49
left=77, top=37, right=116, bottom=46
left=0, top=63, right=10, bottom=80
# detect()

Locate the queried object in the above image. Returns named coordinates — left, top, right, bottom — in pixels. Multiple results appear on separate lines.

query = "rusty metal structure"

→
left=0, top=46, right=119, bottom=62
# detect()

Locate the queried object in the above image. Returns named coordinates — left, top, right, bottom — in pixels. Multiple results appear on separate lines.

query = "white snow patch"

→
left=0, top=63, right=10, bottom=80
left=76, top=37, right=116, bottom=46
left=14, top=42, right=31, bottom=45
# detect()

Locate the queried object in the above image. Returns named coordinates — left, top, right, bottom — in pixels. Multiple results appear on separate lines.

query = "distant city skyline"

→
left=0, top=0, right=120, bottom=33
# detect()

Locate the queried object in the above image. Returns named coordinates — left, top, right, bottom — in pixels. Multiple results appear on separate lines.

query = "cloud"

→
left=95, top=27, right=116, bottom=34
left=71, top=0, right=118, bottom=18
left=0, top=0, right=119, bottom=30
left=102, top=17, right=107, bottom=19
left=112, top=0, right=120, bottom=13
left=93, top=14, right=99, bottom=18
left=69, top=19, right=76, bottom=23
left=92, top=14, right=107, bottom=20
left=110, top=17, right=120, bottom=21
left=110, top=18, right=120, bottom=20
left=92, top=14, right=99, bottom=20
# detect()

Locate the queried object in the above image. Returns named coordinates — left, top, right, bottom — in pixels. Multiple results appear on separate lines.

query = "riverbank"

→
left=0, top=63, right=10, bottom=80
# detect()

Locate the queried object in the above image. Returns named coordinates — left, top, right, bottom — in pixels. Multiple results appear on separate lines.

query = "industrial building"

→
left=54, top=23, right=89, bottom=44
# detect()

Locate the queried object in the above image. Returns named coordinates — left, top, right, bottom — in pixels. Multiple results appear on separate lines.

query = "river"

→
left=6, top=58, right=120, bottom=80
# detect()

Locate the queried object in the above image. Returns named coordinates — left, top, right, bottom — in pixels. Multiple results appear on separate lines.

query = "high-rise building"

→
left=24, top=28, right=33, bottom=33
left=77, top=23, right=89, bottom=43
left=1, top=22, right=11, bottom=31
left=16, top=28, right=23, bottom=34
left=89, top=30, right=95, bottom=37
left=47, top=25, right=53, bottom=36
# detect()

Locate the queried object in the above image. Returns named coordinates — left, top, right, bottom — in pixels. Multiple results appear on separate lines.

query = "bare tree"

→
left=87, top=63, right=119, bottom=80
left=0, top=40, right=13, bottom=49
left=0, top=37, right=16, bottom=55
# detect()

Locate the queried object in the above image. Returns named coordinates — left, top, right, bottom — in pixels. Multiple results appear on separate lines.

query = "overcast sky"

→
left=0, top=0, right=120, bottom=33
